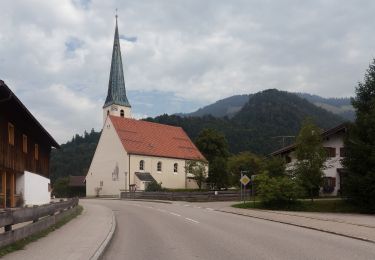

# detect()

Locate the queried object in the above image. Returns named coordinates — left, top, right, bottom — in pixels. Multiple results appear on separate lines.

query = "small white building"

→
left=85, top=17, right=206, bottom=197
left=271, top=124, right=347, bottom=196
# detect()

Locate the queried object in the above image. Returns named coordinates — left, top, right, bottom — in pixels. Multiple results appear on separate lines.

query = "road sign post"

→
left=240, top=174, right=251, bottom=204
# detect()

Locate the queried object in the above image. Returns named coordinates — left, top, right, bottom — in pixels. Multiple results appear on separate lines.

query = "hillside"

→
left=50, top=129, right=100, bottom=183
left=182, top=91, right=354, bottom=121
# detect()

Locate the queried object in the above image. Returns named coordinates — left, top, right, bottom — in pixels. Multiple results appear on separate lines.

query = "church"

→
left=86, top=18, right=206, bottom=196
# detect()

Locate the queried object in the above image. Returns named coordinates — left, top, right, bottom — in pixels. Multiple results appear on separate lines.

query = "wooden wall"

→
left=0, top=111, right=51, bottom=177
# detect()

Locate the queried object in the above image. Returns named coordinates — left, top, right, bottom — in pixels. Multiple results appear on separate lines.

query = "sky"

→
left=1, top=0, right=375, bottom=144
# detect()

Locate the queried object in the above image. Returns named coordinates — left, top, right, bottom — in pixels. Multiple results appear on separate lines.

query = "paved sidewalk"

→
left=3, top=200, right=115, bottom=260
left=216, top=205, right=375, bottom=243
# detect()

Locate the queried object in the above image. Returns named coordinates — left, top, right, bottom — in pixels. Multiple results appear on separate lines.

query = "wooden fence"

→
left=0, top=198, right=79, bottom=248
left=120, top=191, right=251, bottom=202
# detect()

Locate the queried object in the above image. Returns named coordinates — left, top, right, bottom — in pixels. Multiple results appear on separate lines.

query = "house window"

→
left=340, top=147, right=346, bottom=157
left=8, top=123, right=14, bottom=146
left=325, top=147, right=336, bottom=157
left=139, top=160, right=144, bottom=171
left=323, top=177, right=336, bottom=193
left=174, top=163, right=178, bottom=173
left=120, top=109, right=124, bottom=117
left=157, top=161, right=162, bottom=172
left=22, top=135, right=28, bottom=153
left=35, top=144, right=39, bottom=160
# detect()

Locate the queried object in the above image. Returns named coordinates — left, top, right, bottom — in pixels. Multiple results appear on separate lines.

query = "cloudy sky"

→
left=1, top=0, right=375, bottom=143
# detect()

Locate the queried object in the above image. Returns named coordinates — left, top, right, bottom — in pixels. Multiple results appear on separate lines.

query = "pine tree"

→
left=343, top=59, right=375, bottom=213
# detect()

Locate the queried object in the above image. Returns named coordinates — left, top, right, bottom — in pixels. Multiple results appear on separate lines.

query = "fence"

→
left=0, top=198, right=79, bottom=248
left=120, top=191, right=251, bottom=202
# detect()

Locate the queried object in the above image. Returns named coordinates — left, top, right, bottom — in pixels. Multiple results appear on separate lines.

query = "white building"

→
left=271, top=124, right=347, bottom=196
left=85, top=17, right=206, bottom=197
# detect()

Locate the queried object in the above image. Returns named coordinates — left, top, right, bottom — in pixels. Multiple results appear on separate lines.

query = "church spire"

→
left=104, top=14, right=131, bottom=108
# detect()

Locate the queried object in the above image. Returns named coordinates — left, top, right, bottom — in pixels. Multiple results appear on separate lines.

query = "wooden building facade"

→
left=0, top=80, right=59, bottom=207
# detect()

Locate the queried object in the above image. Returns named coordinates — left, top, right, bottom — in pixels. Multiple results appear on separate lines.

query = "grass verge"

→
left=232, top=199, right=361, bottom=213
left=0, top=205, right=83, bottom=257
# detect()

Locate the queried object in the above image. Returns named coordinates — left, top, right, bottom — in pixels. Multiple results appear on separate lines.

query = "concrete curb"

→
left=217, top=209, right=375, bottom=244
left=90, top=210, right=117, bottom=260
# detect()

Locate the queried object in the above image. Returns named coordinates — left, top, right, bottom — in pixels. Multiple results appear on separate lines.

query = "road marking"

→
left=169, top=212, right=181, bottom=217
left=185, top=217, right=200, bottom=224
left=184, top=204, right=190, bottom=207
left=206, top=208, right=214, bottom=211
left=157, top=209, right=166, bottom=212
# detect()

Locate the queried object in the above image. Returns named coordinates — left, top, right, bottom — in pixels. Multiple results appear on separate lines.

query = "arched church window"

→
left=120, top=109, right=124, bottom=117
left=174, top=163, right=178, bottom=173
left=139, top=160, right=144, bottom=171
left=157, top=161, right=162, bottom=172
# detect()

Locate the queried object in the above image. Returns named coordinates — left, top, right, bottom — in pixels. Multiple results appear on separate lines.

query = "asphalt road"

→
left=92, top=200, right=375, bottom=260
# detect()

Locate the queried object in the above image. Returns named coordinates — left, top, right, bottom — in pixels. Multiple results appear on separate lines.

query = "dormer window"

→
left=120, top=109, right=124, bottom=117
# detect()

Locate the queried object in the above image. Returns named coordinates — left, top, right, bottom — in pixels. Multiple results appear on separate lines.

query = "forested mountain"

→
left=296, top=93, right=354, bottom=121
left=182, top=94, right=250, bottom=118
left=50, top=89, right=345, bottom=182
left=50, top=129, right=100, bottom=183
left=181, top=91, right=354, bottom=121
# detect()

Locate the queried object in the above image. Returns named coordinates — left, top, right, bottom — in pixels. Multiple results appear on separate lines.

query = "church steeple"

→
left=103, top=14, right=132, bottom=123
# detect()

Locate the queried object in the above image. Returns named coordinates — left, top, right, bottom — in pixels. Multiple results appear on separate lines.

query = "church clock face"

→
left=111, top=106, right=118, bottom=111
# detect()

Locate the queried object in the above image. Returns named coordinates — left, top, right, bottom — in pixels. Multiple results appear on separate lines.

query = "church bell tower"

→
left=103, top=15, right=131, bottom=124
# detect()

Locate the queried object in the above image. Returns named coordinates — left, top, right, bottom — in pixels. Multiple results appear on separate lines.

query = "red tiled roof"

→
left=109, top=116, right=206, bottom=161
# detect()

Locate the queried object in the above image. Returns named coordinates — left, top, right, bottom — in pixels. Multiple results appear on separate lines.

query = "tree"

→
left=53, top=177, right=70, bottom=198
left=293, top=119, right=327, bottom=201
left=195, top=128, right=230, bottom=189
left=343, top=59, right=375, bottom=213
left=262, top=156, right=286, bottom=178
left=227, top=152, right=263, bottom=186
left=145, top=180, right=164, bottom=192
left=185, top=160, right=208, bottom=190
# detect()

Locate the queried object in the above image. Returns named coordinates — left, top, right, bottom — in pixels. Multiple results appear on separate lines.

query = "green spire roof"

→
left=104, top=17, right=131, bottom=108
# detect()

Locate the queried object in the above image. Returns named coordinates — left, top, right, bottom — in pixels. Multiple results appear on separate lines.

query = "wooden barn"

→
left=0, top=80, right=59, bottom=208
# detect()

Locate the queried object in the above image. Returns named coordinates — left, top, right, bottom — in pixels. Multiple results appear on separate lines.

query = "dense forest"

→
left=50, top=89, right=345, bottom=183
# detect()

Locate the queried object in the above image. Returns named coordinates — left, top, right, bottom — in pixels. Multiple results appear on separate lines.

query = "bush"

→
left=256, top=174, right=304, bottom=207
left=145, top=181, right=165, bottom=192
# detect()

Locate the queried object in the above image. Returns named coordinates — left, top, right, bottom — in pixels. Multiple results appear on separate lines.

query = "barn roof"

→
left=0, top=80, right=59, bottom=148
left=109, top=116, right=206, bottom=161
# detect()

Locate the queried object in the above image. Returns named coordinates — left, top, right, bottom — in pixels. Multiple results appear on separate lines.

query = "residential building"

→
left=271, top=123, right=347, bottom=196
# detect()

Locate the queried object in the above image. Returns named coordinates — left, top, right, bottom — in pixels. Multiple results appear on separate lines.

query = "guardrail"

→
left=0, top=198, right=79, bottom=248
left=120, top=191, right=251, bottom=202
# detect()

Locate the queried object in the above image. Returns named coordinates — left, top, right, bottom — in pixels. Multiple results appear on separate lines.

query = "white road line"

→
left=185, top=217, right=200, bottom=224
left=169, top=212, right=181, bottom=217
left=206, top=208, right=214, bottom=211
left=184, top=204, right=190, bottom=207
left=196, top=206, right=201, bottom=209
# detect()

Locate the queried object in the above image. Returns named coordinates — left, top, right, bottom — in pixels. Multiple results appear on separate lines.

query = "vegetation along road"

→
left=88, top=200, right=375, bottom=260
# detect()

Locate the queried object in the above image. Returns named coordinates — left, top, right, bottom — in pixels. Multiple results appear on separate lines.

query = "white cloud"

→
left=1, top=0, right=375, bottom=143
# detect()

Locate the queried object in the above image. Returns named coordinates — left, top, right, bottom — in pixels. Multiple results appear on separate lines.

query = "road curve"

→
left=85, top=199, right=375, bottom=260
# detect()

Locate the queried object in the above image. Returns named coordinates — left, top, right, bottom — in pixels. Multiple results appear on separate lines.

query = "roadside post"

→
left=251, top=174, right=257, bottom=207
left=240, top=174, right=250, bottom=204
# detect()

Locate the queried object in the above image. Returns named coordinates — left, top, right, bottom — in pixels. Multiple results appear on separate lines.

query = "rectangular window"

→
left=324, top=147, right=336, bottom=157
left=8, top=123, right=14, bottom=146
left=35, top=144, right=39, bottom=160
left=340, top=147, right=346, bottom=157
left=22, top=135, right=28, bottom=153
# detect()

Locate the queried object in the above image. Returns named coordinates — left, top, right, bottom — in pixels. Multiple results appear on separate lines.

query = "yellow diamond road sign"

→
left=240, top=175, right=250, bottom=186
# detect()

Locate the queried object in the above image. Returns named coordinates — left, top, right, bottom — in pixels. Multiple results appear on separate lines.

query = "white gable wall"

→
left=86, top=117, right=129, bottom=196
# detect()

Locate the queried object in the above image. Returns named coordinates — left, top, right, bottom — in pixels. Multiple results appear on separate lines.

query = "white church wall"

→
left=86, top=117, right=129, bottom=197
left=130, top=155, right=187, bottom=190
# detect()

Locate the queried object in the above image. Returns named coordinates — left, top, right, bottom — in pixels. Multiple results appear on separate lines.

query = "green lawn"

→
left=232, top=199, right=362, bottom=213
